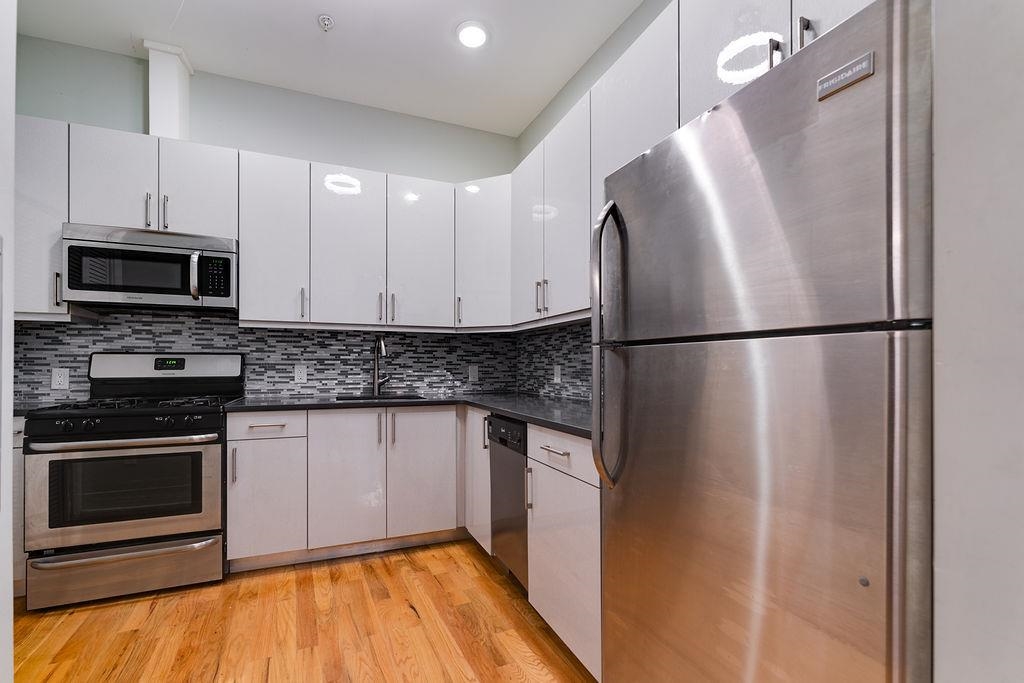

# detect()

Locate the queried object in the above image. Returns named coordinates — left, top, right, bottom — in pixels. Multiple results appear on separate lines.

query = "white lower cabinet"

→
left=307, top=409, right=387, bottom=549
left=387, top=406, right=457, bottom=538
left=528, top=460, right=602, bottom=680
left=226, top=436, right=308, bottom=560
left=464, top=407, right=492, bottom=553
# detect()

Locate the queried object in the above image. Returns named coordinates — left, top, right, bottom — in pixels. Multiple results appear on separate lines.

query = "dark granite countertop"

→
left=226, top=392, right=591, bottom=438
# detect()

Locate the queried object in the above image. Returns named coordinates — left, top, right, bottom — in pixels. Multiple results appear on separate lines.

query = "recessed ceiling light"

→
left=465, top=185, right=481, bottom=194
left=457, top=21, right=488, bottom=49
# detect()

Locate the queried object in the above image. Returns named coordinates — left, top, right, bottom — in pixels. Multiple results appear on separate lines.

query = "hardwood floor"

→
left=14, top=541, right=594, bottom=682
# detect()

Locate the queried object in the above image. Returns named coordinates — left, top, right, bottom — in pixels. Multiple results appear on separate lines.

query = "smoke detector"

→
left=317, top=14, right=335, bottom=32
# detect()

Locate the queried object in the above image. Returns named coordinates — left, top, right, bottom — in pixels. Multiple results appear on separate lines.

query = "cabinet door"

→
left=543, top=95, right=591, bottom=317
left=308, top=409, right=387, bottom=549
left=387, top=175, right=455, bottom=327
left=528, top=462, right=602, bottom=680
left=387, top=406, right=457, bottom=538
left=310, top=163, right=387, bottom=325
left=238, top=151, right=310, bottom=323
left=158, top=138, right=238, bottom=239
left=793, top=0, right=875, bottom=52
left=69, top=123, right=159, bottom=229
left=592, top=1, right=679, bottom=222
left=464, top=408, right=492, bottom=553
left=15, top=116, right=68, bottom=316
left=227, top=437, right=307, bottom=560
left=511, top=144, right=545, bottom=324
left=456, top=175, right=511, bottom=328
left=679, top=0, right=790, bottom=125
left=13, top=447, right=25, bottom=593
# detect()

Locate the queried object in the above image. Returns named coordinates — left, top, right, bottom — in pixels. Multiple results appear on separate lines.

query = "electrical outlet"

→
left=294, top=364, right=308, bottom=383
left=51, top=368, right=70, bottom=390
left=553, top=364, right=562, bottom=383
left=468, top=365, right=479, bottom=382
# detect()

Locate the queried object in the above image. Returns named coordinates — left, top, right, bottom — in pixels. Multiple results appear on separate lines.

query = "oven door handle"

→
left=28, top=433, right=221, bottom=453
left=28, top=536, right=220, bottom=571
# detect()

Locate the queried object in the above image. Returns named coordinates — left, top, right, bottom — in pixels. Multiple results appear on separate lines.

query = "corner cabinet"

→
left=387, top=175, right=455, bottom=327
left=386, top=406, right=457, bottom=537
left=69, top=123, right=159, bottom=230
left=310, top=163, right=387, bottom=326
left=678, top=0, right=790, bottom=125
left=238, top=151, right=310, bottom=324
left=456, top=175, right=511, bottom=328
left=15, top=115, right=69, bottom=319
left=592, top=0, right=680, bottom=220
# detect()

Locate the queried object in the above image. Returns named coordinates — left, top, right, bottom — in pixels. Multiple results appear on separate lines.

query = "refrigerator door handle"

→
left=591, top=200, right=624, bottom=489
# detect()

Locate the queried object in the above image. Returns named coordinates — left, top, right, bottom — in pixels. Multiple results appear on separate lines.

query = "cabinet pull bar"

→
left=300, top=287, right=306, bottom=318
left=54, top=272, right=63, bottom=307
left=768, top=38, right=783, bottom=68
left=542, top=279, right=550, bottom=313
left=391, top=293, right=396, bottom=322
left=540, top=444, right=570, bottom=458
left=162, top=194, right=169, bottom=229
left=377, top=412, right=383, bottom=445
left=248, top=422, right=287, bottom=429
left=535, top=281, right=543, bottom=313
left=457, top=296, right=463, bottom=324
left=526, top=467, right=533, bottom=510
left=391, top=412, right=396, bottom=444
left=378, top=292, right=384, bottom=321
left=145, top=192, right=152, bottom=227
left=798, top=16, right=811, bottom=50
left=483, top=416, right=489, bottom=450
left=231, top=447, right=238, bottom=484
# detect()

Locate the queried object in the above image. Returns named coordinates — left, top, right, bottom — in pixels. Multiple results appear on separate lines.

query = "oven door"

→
left=62, top=239, right=203, bottom=307
left=24, top=437, right=222, bottom=551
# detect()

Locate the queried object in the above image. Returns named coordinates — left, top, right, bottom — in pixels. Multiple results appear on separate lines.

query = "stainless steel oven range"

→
left=22, top=352, right=244, bottom=610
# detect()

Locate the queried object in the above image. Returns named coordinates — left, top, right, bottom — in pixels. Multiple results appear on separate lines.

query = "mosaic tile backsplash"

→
left=14, top=310, right=591, bottom=405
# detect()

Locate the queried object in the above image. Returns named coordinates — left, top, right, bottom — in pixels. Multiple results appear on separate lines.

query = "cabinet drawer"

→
left=527, top=425, right=597, bottom=487
left=228, top=411, right=307, bottom=440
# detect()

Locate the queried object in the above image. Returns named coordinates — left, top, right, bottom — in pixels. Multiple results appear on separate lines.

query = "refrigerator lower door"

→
left=598, top=330, right=931, bottom=682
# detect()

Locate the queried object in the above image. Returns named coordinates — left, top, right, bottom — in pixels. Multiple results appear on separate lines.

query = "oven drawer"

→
left=228, top=411, right=307, bottom=440
left=27, top=534, right=223, bottom=610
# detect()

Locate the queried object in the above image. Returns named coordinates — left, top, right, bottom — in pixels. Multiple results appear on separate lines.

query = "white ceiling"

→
left=16, top=0, right=644, bottom=137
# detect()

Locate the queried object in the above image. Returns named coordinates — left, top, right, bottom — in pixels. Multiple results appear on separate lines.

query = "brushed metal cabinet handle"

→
left=391, top=412, right=396, bottom=444
left=526, top=467, right=533, bottom=510
left=768, top=38, right=783, bottom=68
left=162, top=194, right=169, bottom=230
left=145, top=192, right=152, bottom=227
left=54, top=272, right=63, bottom=307
left=798, top=16, right=812, bottom=50
left=378, top=292, right=384, bottom=321
left=535, top=281, right=543, bottom=313
left=540, top=444, right=570, bottom=458
left=248, top=422, right=287, bottom=429
left=542, top=279, right=550, bottom=313
left=300, top=287, right=306, bottom=318
left=231, top=447, right=238, bottom=484
left=482, top=416, right=488, bottom=450
left=391, top=293, right=396, bottom=322
left=377, top=412, right=383, bottom=445
left=457, top=296, right=463, bottom=325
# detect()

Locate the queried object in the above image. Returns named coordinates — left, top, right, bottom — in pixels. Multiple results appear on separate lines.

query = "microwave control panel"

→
left=201, top=256, right=232, bottom=298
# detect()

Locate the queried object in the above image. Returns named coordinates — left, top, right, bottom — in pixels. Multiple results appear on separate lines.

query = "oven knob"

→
left=183, top=414, right=200, bottom=427
left=81, top=418, right=96, bottom=432
left=154, top=415, right=176, bottom=428
left=58, top=419, right=75, bottom=433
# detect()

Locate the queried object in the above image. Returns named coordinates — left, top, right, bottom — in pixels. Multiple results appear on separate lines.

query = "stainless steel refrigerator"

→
left=590, top=0, right=932, bottom=680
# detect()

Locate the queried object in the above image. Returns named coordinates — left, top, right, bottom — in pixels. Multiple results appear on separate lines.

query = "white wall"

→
left=1, top=0, right=16, bottom=677
left=933, top=2, right=1024, bottom=681
left=16, top=35, right=517, bottom=183
left=515, top=0, right=674, bottom=159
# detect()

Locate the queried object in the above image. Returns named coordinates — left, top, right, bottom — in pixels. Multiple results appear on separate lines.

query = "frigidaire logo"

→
left=817, top=52, right=875, bottom=101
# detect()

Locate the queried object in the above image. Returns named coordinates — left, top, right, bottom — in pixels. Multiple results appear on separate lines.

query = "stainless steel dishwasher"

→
left=489, top=414, right=528, bottom=590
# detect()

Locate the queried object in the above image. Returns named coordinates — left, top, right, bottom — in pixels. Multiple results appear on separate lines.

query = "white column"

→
left=144, top=40, right=193, bottom=139
left=934, top=1, right=1024, bottom=680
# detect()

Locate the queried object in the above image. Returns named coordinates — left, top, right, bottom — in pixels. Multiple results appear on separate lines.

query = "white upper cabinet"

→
left=387, top=175, right=455, bottom=327
left=511, top=144, right=545, bottom=324
left=157, top=138, right=238, bottom=239
left=387, top=406, right=457, bottom=537
left=792, top=0, right=875, bottom=52
left=308, top=409, right=388, bottom=549
left=15, top=115, right=68, bottom=317
left=592, top=0, right=680, bottom=221
left=239, top=151, right=310, bottom=323
left=542, top=94, right=591, bottom=317
left=310, top=163, right=387, bottom=325
left=679, top=0, right=790, bottom=125
left=456, top=175, right=511, bottom=328
left=69, top=123, right=159, bottom=230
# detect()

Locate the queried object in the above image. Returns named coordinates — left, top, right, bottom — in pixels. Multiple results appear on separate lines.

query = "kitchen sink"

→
left=335, top=393, right=425, bottom=402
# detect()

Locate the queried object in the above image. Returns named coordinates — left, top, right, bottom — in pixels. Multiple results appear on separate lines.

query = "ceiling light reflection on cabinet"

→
left=404, top=192, right=421, bottom=203
left=716, top=31, right=784, bottom=85
left=465, top=185, right=481, bottom=194
left=532, top=204, right=559, bottom=222
left=324, top=173, right=362, bottom=196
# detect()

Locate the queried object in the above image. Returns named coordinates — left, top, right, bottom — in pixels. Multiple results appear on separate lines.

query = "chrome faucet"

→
left=372, top=335, right=390, bottom=396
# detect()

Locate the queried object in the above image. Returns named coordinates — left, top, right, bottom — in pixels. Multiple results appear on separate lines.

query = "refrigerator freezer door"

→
left=599, top=330, right=928, bottom=681
left=599, top=0, right=930, bottom=343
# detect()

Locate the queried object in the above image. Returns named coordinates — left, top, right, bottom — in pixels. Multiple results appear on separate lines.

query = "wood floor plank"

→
left=14, top=541, right=594, bottom=682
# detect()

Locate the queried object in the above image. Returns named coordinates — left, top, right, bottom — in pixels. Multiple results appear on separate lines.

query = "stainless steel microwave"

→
left=62, top=223, right=237, bottom=309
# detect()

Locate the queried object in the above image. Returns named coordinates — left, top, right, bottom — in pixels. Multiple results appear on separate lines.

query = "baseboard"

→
left=227, top=528, right=469, bottom=573
left=13, top=578, right=25, bottom=598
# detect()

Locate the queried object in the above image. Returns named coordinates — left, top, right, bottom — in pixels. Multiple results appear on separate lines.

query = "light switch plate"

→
left=553, top=364, right=562, bottom=383
left=51, top=368, right=70, bottom=390
left=294, top=364, right=308, bottom=383
left=468, top=365, right=479, bottom=382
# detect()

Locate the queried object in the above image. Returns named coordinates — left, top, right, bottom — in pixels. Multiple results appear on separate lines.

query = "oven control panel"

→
left=201, top=256, right=232, bottom=298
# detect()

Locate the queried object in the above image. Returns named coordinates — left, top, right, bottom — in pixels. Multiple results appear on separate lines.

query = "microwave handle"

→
left=189, top=251, right=201, bottom=301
